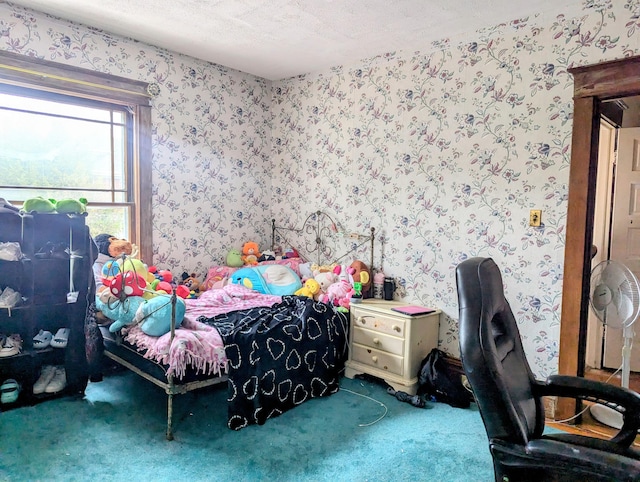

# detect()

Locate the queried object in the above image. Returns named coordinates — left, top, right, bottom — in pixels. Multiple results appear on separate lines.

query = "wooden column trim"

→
left=557, top=96, right=597, bottom=420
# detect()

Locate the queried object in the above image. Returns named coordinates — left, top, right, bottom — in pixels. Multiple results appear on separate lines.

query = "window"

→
left=0, top=51, right=153, bottom=262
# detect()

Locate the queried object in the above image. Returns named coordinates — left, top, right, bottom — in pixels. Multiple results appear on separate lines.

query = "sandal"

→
left=50, top=328, right=69, bottom=349
left=0, top=379, right=20, bottom=404
left=0, top=334, right=22, bottom=357
left=33, top=330, right=53, bottom=349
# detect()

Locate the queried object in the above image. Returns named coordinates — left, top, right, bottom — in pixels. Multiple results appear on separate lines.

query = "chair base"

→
left=589, top=403, right=623, bottom=429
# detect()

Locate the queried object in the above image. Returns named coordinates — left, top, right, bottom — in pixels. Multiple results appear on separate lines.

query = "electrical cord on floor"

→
left=545, top=364, right=623, bottom=424
left=340, top=387, right=389, bottom=426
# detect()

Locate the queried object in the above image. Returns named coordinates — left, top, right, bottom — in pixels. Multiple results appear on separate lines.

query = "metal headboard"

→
left=271, top=211, right=375, bottom=269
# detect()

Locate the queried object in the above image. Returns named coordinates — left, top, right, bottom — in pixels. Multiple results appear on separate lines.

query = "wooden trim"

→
left=137, top=104, right=153, bottom=265
left=0, top=50, right=150, bottom=105
left=570, top=56, right=640, bottom=100
left=559, top=55, right=640, bottom=421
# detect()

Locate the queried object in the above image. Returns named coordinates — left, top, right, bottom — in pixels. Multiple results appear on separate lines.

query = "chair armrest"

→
left=534, top=375, right=640, bottom=446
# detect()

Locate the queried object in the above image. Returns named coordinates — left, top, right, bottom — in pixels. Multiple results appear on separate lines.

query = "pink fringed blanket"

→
left=122, top=284, right=282, bottom=379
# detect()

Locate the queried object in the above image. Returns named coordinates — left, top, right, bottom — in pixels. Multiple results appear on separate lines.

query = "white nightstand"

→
left=344, top=300, right=440, bottom=395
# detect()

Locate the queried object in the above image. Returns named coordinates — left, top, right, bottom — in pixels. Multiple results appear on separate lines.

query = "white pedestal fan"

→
left=589, top=259, right=640, bottom=428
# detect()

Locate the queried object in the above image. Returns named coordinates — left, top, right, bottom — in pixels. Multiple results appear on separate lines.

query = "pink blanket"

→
left=122, top=284, right=282, bottom=379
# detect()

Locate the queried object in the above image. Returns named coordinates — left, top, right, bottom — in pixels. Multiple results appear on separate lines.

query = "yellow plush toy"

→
left=294, top=279, right=321, bottom=298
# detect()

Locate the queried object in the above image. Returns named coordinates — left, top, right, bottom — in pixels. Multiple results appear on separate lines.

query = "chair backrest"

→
left=456, top=257, right=545, bottom=444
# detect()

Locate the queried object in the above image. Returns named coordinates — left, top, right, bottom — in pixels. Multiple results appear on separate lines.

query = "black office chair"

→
left=456, top=257, right=640, bottom=482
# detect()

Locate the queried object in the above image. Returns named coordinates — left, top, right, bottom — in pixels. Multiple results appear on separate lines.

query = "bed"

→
left=100, top=211, right=376, bottom=439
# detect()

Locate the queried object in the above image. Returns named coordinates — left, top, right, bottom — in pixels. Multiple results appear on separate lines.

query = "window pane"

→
left=85, top=205, right=130, bottom=240
left=0, top=93, right=112, bottom=122
left=1, top=110, right=115, bottom=190
left=113, top=124, right=126, bottom=191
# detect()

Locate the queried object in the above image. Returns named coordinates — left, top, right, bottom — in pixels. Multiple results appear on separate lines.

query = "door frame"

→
left=559, top=55, right=640, bottom=420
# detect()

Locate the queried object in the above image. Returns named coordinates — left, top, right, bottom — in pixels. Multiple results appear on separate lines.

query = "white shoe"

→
left=0, top=287, right=21, bottom=308
left=33, top=365, right=56, bottom=394
left=0, top=334, right=22, bottom=357
left=33, top=330, right=53, bottom=350
left=44, top=366, right=66, bottom=393
left=50, top=328, right=69, bottom=349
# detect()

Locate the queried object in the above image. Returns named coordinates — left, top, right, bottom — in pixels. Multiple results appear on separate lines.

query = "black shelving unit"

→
left=0, top=209, right=91, bottom=410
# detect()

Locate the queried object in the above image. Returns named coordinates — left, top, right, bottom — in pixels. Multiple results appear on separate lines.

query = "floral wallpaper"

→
left=2, top=0, right=639, bottom=378
left=268, top=0, right=640, bottom=377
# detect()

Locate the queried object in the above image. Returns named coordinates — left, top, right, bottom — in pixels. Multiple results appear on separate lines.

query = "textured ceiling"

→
left=9, top=0, right=580, bottom=80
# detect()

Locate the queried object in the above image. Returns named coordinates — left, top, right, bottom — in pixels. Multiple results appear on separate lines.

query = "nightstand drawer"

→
left=352, top=343, right=403, bottom=376
left=352, top=326, right=404, bottom=356
left=351, top=311, right=405, bottom=337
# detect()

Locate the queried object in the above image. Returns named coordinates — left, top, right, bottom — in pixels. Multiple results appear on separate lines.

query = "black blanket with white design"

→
left=199, top=296, right=349, bottom=430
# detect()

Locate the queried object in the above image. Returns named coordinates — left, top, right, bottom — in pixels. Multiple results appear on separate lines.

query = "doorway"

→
left=558, top=55, right=640, bottom=421
left=586, top=110, right=640, bottom=377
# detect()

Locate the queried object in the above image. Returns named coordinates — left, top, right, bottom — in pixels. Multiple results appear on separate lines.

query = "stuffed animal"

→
left=350, top=260, right=372, bottom=296
left=294, top=278, right=321, bottom=298
left=133, top=295, right=186, bottom=337
left=321, top=279, right=355, bottom=306
left=55, top=198, right=87, bottom=214
left=242, top=241, right=261, bottom=266
left=314, top=271, right=339, bottom=293
left=231, top=265, right=302, bottom=296
left=22, top=197, right=56, bottom=213
left=108, top=237, right=134, bottom=257
left=180, top=272, right=203, bottom=296
left=96, top=291, right=146, bottom=333
left=22, top=197, right=88, bottom=214
left=258, top=250, right=276, bottom=262
left=109, top=271, right=147, bottom=299
left=226, top=248, right=244, bottom=267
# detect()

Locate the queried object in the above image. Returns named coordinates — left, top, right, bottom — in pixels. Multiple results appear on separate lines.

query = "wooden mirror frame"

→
left=558, top=55, right=640, bottom=420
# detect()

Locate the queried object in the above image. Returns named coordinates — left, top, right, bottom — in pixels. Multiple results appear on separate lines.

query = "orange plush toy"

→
left=242, top=241, right=261, bottom=266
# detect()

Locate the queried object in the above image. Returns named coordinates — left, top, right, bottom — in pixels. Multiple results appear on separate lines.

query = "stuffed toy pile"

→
left=22, top=197, right=88, bottom=214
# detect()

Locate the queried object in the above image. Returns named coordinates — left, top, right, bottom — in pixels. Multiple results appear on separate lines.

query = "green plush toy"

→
left=226, top=248, right=244, bottom=267
left=22, top=197, right=88, bottom=214
left=56, top=198, right=88, bottom=214
left=22, top=197, right=56, bottom=213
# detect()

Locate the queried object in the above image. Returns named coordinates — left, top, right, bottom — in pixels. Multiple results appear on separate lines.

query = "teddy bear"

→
left=180, top=271, right=204, bottom=297
left=242, top=241, right=261, bottom=266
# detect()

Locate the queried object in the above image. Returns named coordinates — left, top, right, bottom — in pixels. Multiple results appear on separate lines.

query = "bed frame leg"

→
left=166, top=393, right=174, bottom=441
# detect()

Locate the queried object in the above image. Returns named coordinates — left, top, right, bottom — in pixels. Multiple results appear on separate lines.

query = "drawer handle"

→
left=358, top=317, right=366, bottom=324
left=371, top=356, right=378, bottom=363
left=373, top=337, right=380, bottom=345
left=392, top=324, right=401, bottom=332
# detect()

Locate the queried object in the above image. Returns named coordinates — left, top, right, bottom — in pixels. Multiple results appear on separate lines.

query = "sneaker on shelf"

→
left=33, top=330, right=53, bottom=350
left=0, top=241, right=22, bottom=261
left=33, top=365, right=57, bottom=395
left=0, top=287, right=21, bottom=308
left=50, top=328, right=70, bottom=349
left=0, top=334, right=22, bottom=357
left=0, top=379, right=20, bottom=404
left=44, top=366, right=66, bottom=394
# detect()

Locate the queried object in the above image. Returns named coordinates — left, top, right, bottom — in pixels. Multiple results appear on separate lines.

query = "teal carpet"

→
left=0, top=371, right=495, bottom=481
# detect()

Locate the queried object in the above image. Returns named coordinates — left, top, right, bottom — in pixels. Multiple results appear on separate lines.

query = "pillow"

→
left=231, top=264, right=302, bottom=296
